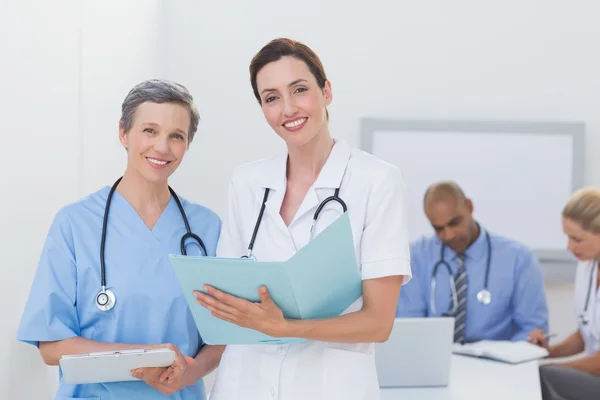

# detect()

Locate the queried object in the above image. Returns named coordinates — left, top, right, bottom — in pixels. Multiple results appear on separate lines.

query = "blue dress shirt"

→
left=396, top=226, right=549, bottom=342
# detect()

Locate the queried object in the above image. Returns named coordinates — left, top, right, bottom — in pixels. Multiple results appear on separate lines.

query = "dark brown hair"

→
left=249, top=38, right=328, bottom=105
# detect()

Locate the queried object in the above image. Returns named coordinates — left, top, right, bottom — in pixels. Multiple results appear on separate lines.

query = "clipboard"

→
left=59, top=348, right=176, bottom=384
left=169, top=213, right=363, bottom=345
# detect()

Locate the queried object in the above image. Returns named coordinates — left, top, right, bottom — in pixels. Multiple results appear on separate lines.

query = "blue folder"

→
left=169, top=213, right=362, bottom=345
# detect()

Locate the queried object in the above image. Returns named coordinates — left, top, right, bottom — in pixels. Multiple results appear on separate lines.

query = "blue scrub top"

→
left=396, top=226, right=549, bottom=342
left=17, top=186, right=221, bottom=400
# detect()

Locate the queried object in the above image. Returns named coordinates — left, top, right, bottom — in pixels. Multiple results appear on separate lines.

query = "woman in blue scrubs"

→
left=17, top=79, right=222, bottom=400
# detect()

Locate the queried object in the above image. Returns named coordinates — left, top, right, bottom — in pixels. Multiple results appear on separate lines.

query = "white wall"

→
left=163, top=0, right=600, bottom=218
left=3, top=0, right=600, bottom=398
left=80, top=0, right=166, bottom=194
left=1, top=1, right=163, bottom=398
left=0, top=1, right=80, bottom=398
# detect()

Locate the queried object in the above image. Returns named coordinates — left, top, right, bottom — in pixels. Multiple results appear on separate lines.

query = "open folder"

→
left=169, top=213, right=363, bottom=345
left=452, top=340, right=549, bottom=364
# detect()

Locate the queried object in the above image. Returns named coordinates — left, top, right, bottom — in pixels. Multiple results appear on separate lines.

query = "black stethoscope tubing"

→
left=97, top=177, right=206, bottom=311
left=430, top=229, right=492, bottom=314
left=580, top=261, right=598, bottom=325
left=242, top=187, right=347, bottom=260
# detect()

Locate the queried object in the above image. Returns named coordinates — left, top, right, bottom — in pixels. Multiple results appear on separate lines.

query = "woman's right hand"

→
left=131, top=343, right=190, bottom=395
left=527, top=328, right=550, bottom=350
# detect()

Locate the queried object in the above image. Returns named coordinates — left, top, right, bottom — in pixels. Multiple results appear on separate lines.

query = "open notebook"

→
left=452, top=340, right=549, bottom=364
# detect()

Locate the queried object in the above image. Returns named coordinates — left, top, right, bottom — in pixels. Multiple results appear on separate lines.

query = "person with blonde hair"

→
left=529, top=186, right=600, bottom=399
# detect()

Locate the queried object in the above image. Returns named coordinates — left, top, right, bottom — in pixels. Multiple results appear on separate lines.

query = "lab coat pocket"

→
left=322, top=348, right=379, bottom=400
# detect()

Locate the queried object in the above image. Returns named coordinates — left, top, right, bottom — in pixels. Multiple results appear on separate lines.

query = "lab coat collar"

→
left=313, top=139, right=351, bottom=189
left=445, top=222, right=488, bottom=262
left=259, top=150, right=288, bottom=191
left=257, top=138, right=351, bottom=229
left=258, top=138, right=351, bottom=191
left=579, top=259, right=597, bottom=270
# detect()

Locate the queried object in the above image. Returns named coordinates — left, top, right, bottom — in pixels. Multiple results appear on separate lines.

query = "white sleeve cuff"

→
left=361, top=257, right=412, bottom=284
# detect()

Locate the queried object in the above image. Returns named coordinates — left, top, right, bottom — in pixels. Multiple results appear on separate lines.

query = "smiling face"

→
left=255, top=56, right=332, bottom=149
left=119, top=101, right=190, bottom=185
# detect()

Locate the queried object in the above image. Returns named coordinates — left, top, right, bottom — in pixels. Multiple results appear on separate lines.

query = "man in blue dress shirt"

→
left=396, top=180, right=549, bottom=343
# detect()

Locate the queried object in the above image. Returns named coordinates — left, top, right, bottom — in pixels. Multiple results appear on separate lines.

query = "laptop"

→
left=375, top=317, right=454, bottom=388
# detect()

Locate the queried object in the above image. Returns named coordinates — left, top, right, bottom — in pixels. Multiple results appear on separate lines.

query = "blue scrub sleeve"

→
left=17, top=217, right=80, bottom=347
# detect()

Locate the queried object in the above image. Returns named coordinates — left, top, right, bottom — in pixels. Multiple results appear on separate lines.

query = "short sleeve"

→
left=16, top=211, right=80, bottom=347
left=216, top=178, right=246, bottom=258
left=360, top=167, right=412, bottom=283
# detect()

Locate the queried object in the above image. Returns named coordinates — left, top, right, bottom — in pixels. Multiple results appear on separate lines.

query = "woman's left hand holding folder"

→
left=194, top=285, right=287, bottom=337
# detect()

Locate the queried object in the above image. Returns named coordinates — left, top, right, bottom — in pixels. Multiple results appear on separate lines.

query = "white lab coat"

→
left=210, top=140, right=412, bottom=400
left=574, top=260, right=600, bottom=355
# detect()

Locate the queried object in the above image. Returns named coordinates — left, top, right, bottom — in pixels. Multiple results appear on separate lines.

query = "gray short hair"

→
left=120, top=79, right=200, bottom=144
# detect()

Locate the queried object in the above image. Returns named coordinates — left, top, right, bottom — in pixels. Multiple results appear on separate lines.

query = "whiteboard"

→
left=361, top=119, right=585, bottom=261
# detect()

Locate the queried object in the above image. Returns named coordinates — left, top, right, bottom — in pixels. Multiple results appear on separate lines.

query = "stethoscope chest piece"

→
left=477, top=289, right=492, bottom=305
left=430, top=228, right=493, bottom=314
left=95, top=177, right=206, bottom=312
left=96, top=288, right=116, bottom=311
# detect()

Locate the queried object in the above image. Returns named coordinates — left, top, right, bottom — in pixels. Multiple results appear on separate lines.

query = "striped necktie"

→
left=450, top=253, right=467, bottom=343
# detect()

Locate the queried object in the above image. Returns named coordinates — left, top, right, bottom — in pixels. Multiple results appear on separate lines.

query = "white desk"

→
left=381, top=354, right=542, bottom=400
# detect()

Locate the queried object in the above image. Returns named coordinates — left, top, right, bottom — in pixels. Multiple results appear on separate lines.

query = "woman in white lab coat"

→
left=529, top=187, right=600, bottom=399
left=194, top=38, right=412, bottom=400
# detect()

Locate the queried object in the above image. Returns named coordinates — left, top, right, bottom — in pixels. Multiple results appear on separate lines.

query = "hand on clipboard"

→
left=59, top=342, right=195, bottom=393
left=130, top=343, right=197, bottom=396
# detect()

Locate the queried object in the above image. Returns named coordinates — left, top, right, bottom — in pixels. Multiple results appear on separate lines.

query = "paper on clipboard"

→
left=59, top=348, right=176, bottom=384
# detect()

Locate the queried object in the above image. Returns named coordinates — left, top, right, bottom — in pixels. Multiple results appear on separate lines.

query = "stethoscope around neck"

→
left=95, top=177, right=207, bottom=312
left=242, top=187, right=347, bottom=260
left=430, top=230, right=492, bottom=315
left=578, top=260, right=598, bottom=326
